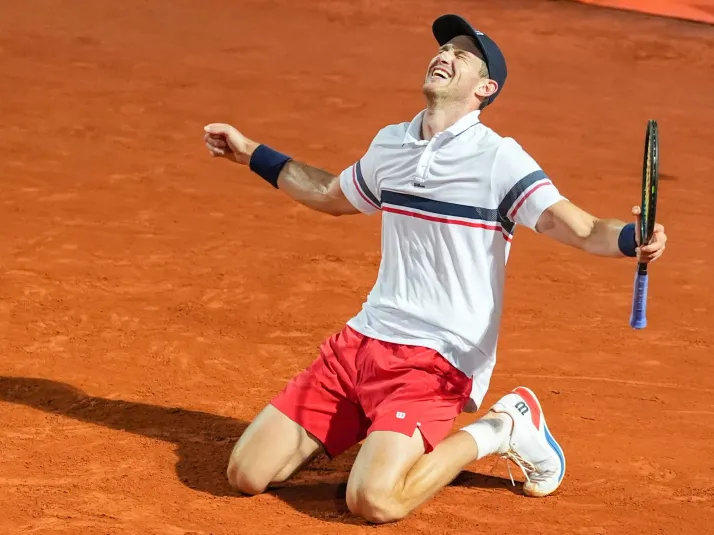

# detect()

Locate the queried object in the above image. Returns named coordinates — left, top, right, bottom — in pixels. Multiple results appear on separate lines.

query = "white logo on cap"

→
left=475, top=30, right=484, bottom=35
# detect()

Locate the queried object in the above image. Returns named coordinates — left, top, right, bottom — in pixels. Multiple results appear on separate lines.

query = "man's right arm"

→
left=275, top=159, right=359, bottom=216
left=204, top=123, right=360, bottom=217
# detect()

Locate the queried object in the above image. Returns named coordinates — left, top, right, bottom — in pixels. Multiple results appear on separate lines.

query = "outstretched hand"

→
left=204, top=123, right=258, bottom=165
left=632, top=205, right=666, bottom=264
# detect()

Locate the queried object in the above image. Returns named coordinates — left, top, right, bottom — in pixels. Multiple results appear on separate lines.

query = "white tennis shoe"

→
left=489, top=386, right=566, bottom=497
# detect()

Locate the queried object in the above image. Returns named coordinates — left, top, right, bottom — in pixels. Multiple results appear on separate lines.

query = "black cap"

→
left=432, top=14, right=507, bottom=106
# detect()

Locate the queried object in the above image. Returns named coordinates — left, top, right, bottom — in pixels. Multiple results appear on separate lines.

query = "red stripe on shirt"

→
left=352, top=165, right=380, bottom=210
left=509, top=181, right=553, bottom=219
left=383, top=206, right=512, bottom=241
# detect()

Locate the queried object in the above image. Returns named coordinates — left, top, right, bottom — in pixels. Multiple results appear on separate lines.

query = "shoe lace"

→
left=503, top=450, right=535, bottom=486
left=490, top=449, right=535, bottom=487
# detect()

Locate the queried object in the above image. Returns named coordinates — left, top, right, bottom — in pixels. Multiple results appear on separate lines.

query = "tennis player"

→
left=203, top=14, right=667, bottom=524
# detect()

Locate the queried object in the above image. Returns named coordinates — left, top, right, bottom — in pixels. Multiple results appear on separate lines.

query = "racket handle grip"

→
left=629, top=271, right=649, bottom=329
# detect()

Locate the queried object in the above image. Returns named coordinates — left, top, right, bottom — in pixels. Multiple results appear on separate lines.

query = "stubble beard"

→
left=423, top=83, right=451, bottom=108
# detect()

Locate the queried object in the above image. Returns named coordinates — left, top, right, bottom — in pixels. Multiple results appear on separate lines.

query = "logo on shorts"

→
left=396, top=411, right=406, bottom=419
left=515, top=401, right=529, bottom=416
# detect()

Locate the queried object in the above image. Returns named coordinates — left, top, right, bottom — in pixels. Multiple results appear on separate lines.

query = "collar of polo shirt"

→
left=402, top=109, right=482, bottom=145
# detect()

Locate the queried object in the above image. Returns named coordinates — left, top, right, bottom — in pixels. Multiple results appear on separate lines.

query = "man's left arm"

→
left=535, top=199, right=667, bottom=263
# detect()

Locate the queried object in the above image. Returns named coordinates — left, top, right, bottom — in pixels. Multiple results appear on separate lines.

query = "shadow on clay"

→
left=0, top=376, right=520, bottom=524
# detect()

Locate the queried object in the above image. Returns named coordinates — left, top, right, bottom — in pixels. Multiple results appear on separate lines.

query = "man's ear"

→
left=476, top=78, right=499, bottom=100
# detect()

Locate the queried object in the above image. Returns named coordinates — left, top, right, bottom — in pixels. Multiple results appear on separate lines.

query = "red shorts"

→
left=270, top=325, right=472, bottom=457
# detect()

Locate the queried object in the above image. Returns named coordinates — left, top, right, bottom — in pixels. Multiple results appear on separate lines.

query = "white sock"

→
left=460, top=413, right=513, bottom=460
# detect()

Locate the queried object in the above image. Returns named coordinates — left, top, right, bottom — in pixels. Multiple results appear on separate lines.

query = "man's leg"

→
left=346, top=387, right=566, bottom=524
left=345, top=413, right=508, bottom=523
left=228, top=326, right=370, bottom=495
left=227, top=404, right=323, bottom=495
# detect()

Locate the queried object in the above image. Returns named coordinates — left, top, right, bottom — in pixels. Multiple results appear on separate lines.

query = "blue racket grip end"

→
left=629, top=271, right=649, bottom=329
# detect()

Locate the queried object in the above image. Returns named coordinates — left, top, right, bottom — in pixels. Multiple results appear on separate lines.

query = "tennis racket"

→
left=629, top=119, right=659, bottom=329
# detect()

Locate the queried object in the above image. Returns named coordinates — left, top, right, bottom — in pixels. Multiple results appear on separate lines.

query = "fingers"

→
left=639, top=244, right=665, bottom=257
left=636, top=224, right=667, bottom=263
left=204, top=133, right=228, bottom=149
left=637, top=247, right=665, bottom=263
left=205, top=142, right=226, bottom=157
left=203, top=124, right=235, bottom=151
left=640, top=243, right=664, bottom=254
left=205, top=140, right=226, bottom=157
left=639, top=243, right=665, bottom=258
left=204, top=123, right=233, bottom=135
left=631, top=205, right=642, bottom=245
left=204, top=130, right=234, bottom=158
left=640, top=225, right=667, bottom=251
left=202, top=123, right=254, bottom=165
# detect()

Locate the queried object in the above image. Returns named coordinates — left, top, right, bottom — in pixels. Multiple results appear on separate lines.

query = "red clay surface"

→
left=576, top=0, right=714, bottom=25
left=1, top=1, right=713, bottom=533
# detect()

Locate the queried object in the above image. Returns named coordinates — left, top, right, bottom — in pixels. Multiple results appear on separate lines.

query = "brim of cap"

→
left=432, top=14, right=491, bottom=66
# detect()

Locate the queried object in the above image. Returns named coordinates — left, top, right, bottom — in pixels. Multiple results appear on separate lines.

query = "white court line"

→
left=504, top=373, right=714, bottom=394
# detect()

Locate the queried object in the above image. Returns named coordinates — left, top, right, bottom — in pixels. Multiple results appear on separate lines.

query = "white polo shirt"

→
left=338, top=109, right=565, bottom=409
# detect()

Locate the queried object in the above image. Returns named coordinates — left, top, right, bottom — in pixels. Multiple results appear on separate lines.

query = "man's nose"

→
left=438, top=45, right=455, bottom=60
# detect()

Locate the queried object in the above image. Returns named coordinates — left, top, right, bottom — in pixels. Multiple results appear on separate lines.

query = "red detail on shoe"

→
left=514, top=387, right=542, bottom=429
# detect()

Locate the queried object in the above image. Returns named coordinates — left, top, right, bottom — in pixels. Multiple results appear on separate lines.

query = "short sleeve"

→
left=339, top=134, right=382, bottom=215
left=494, top=138, right=566, bottom=231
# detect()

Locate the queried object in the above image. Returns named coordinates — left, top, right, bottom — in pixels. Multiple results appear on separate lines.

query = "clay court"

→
left=1, top=0, right=713, bottom=533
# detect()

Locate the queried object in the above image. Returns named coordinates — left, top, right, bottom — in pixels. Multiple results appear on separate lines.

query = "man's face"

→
left=423, top=35, right=489, bottom=105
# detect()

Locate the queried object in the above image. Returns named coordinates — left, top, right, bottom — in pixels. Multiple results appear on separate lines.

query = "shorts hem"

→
left=368, top=419, right=456, bottom=454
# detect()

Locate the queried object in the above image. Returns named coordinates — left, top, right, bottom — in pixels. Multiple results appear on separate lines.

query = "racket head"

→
left=640, top=120, right=660, bottom=246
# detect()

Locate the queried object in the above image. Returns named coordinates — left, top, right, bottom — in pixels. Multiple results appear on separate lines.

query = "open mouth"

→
left=429, top=66, right=451, bottom=81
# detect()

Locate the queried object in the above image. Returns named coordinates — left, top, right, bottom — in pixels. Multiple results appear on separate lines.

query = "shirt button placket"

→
left=415, top=134, right=441, bottom=185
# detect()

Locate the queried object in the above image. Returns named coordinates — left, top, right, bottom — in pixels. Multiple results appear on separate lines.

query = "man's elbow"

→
left=546, top=219, right=597, bottom=252
left=324, top=207, right=347, bottom=217
left=322, top=179, right=357, bottom=217
left=322, top=194, right=360, bottom=217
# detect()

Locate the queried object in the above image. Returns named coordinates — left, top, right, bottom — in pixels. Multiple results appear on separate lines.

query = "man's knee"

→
left=226, top=454, right=269, bottom=496
left=346, top=482, right=407, bottom=524
left=224, top=404, right=322, bottom=495
left=226, top=456, right=297, bottom=495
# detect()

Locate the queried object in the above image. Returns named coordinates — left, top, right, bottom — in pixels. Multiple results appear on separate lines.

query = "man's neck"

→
left=420, top=102, right=477, bottom=140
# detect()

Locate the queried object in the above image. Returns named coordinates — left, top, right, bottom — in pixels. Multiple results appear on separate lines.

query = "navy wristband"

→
left=249, top=144, right=291, bottom=189
left=618, top=223, right=637, bottom=257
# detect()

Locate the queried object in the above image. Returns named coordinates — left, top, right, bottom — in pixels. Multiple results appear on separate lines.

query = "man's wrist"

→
left=248, top=144, right=292, bottom=189
left=244, top=140, right=259, bottom=160
left=617, top=222, right=637, bottom=257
